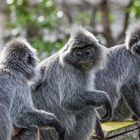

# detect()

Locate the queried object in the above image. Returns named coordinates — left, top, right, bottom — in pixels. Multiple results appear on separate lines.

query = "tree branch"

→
left=90, top=7, right=97, bottom=28
left=117, top=0, right=133, bottom=43
left=100, top=0, right=115, bottom=47
left=62, top=1, right=73, bottom=23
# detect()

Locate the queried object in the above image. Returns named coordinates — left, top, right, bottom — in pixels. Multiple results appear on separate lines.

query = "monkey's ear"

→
left=126, top=24, right=140, bottom=55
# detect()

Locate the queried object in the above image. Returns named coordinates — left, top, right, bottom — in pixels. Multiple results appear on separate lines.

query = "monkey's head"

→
left=60, top=27, right=104, bottom=70
left=126, top=25, right=140, bottom=56
left=1, top=38, right=39, bottom=80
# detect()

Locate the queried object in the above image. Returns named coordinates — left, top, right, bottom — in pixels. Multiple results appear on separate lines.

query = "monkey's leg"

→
left=120, top=78, right=140, bottom=118
left=0, top=104, right=12, bottom=140
left=12, top=128, right=37, bottom=140
left=39, top=129, right=58, bottom=140
left=95, top=118, right=105, bottom=140
left=12, top=128, right=58, bottom=140
left=68, top=108, right=97, bottom=140
left=112, top=98, right=131, bottom=121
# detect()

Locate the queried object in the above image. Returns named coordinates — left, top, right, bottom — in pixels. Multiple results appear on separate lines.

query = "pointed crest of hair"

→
left=71, top=26, right=97, bottom=40
left=68, top=26, right=98, bottom=49
left=5, top=37, right=36, bottom=53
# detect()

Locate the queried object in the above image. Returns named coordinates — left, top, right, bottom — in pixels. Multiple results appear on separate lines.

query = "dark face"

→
left=24, top=49, right=37, bottom=68
left=64, top=42, right=102, bottom=70
left=132, top=42, right=140, bottom=56
left=18, top=48, right=38, bottom=79
left=5, top=46, right=38, bottom=80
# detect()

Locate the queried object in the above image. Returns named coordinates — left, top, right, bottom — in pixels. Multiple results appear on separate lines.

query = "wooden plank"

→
left=101, top=121, right=138, bottom=132
left=92, top=121, right=139, bottom=139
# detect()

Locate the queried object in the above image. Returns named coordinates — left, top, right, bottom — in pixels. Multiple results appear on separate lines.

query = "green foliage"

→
left=5, top=0, right=140, bottom=58
left=96, top=11, right=102, bottom=21
left=76, top=12, right=91, bottom=25
left=6, top=0, right=65, bottom=58
left=32, top=37, right=66, bottom=60
left=129, top=0, right=140, bottom=18
left=109, top=14, right=115, bottom=23
left=7, top=0, right=58, bottom=29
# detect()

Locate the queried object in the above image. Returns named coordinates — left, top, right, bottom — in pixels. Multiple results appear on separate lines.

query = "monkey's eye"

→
left=85, top=49, right=93, bottom=56
left=85, top=49, right=91, bottom=55
left=75, top=51, right=82, bottom=57
left=27, top=55, right=33, bottom=64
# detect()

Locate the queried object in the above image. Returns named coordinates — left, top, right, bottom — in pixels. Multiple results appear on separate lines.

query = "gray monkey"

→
left=0, top=38, right=65, bottom=140
left=0, top=104, right=12, bottom=140
left=94, top=25, right=140, bottom=121
left=24, top=28, right=112, bottom=140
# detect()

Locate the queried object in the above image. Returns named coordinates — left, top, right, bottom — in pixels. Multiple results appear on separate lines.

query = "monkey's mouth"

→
left=79, top=60, right=94, bottom=64
left=79, top=60, right=94, bottom=69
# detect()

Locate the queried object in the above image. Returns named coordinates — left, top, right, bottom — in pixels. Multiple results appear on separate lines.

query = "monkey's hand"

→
left=39, top=111, right=65, bottom=140
left=50, top=119, right=65, bottom=140
left=85, top=91, right=112, bottom=122
left=101, top=95, right=112, bottom=122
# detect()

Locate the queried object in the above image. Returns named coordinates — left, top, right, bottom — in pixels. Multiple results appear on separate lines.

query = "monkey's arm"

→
left=120, top=77, right=140, bottom=118
left=61, top=90, right=112, bottom=121
left=14, top=108, right=65, bottom=140
left=0, top=104, right=12, bottom=140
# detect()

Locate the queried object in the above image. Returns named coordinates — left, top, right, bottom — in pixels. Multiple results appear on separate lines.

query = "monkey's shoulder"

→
left=0, top=69, right=17, bottom=83
left=0, top=68, right=29, bottom=90
left=39, top=53, right=59, bottom=71
left=108, top=44, right=136, bottom=59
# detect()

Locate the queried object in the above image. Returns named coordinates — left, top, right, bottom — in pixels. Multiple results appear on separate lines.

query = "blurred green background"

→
left=0, top=0, right=140, bottom=59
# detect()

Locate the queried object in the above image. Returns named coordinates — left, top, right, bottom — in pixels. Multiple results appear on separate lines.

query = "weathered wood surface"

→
left=92, top=121, right=139, bottom=140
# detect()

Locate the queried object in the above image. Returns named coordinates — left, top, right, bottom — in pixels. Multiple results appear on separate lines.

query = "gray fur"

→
left=0, top=38, right=65, bottom=140
left=95, top=25, right=140, bottom=120
left=0, top=104, right=12, bottom=140
left=20, top=28, right=113, bottom=140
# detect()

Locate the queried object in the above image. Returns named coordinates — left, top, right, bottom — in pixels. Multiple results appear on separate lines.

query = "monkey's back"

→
left=9, top=71, right=34, bottom=126
left=0, top=68, right=34, bottom=127
left=94, top=44, right=140, bottom=109
left=0, top=69, right=17, bottom=109
left=0, top=69, right=14, bottom=140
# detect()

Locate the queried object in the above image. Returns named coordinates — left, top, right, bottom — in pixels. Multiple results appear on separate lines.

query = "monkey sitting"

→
left=0, top=38, right=65, bottom=140
left=15, top=28, right=112, bottom=140
left=94, top=25, right=140, bottom=121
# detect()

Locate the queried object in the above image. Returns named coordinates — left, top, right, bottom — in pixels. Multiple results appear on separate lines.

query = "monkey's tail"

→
left=126, top=24, right=140, bottom=56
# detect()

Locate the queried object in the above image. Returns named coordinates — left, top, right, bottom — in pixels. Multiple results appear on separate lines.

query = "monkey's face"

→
left=14, top=47, right=38, bottom=80
left=2, top=38, right=39, bottom=80
left=63, top=42, right=102, bottom=70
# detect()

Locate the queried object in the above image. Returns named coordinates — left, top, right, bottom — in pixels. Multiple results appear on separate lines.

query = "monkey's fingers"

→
left=52, top=121, right=65, bottom=140
left=39, top=111, right=65, bottom=139
left=101, top=102, right=112, bottom=122
left=100, top=114, right=110, bottom=123
left=42, top=116, right=65, bottom=140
